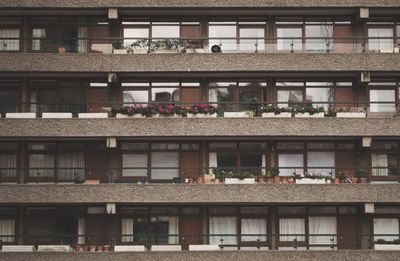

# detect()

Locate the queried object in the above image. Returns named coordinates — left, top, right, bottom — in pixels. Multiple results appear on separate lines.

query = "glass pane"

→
left=123, top=90, right=149, bottom=106
left=121, top=143, right=149, bottom=150
left=277, top=28, right=302, bottom=51
left=306, top=88, right=333, bottom=109
left=123, top=28, right=149, bottom=49
left=30, top=90, right=56, bottom=113
left=209, top=25, right=237, bottom=52
left=151, top=143, right=179, bottom=150
left=152, top=25, right=180, bottom=38
left=241, top=218, right=267, bottom=242
left=29, top=154, right=55, bottom=178
left=239, top=28, right=265, bottom=52
left=277, top=90, right=303, bottom=108
left=0, top=154, right=17, bottom=178
left=209, top=142, right=236, bottom=150
left=308, top=217, right=337, bottom=245
left=240, top=153, right=262, bottom=174
left=369, top=90, right=396, bottom=112
left=123, top=154, right=148, bottom=177
left=0, top=29, right=20, bottom=51
left=239, top=89, right=262, bottom=111
left=57, top=153, right=85, bottom=181
left=371, top=154, right=397, bottom=176
left=368, top=28, right=394, bottom=51
left=0, top=90, right=18, bottom=113
left=305, top=24, right=333, bottom=52
left=216, top=151, right=237, bottom=170
left=279, top=218, right=305, bottom=241
left=278, top=154, right=304, bottom=176
left=59, top=87, right=86, bottom=114
left=151, top=152, right=179, bottom=180
left=307, top=152, right=335, bottom=176
left=208, top=88, right=234, bottom=113
left=151, top=88, right=180, bottom=102
left=373, top=218, right=399, bottom=241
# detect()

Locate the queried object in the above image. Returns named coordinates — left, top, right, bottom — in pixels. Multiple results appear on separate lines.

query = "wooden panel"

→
left=181, top=88, right=201, bottom=106
left=90, top=26, right=109, bottom=44
left=180, top=151, right=200, bottom=181
left=180, top=25, right=201, bottom=39
left=335, top=88, right=355, bottom=110
left=87, top=88, right=108, bottom=113
left=336, top=151, right=356, bottom=177
left=180, top=216, right=202, bottom=249
left=86, top=151, right=108, bottom=182
left=333, top=25, right=354, bottom=53
left=86, top=216, right=107, bottom=245
left=337, top=215, right=359, bottom=249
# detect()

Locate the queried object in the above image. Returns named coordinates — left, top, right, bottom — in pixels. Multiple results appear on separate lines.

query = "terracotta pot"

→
left=102, top=245, right=110, bottom=252
left=188, top=177, right=194, bottom=184
left=333, top=178, right=340, bottom=184
left=351, top=177, right=358, bottom=184
left=89, top=245, right=96, bottom=252
left=359, top=177, right=368, bottom=183
left=75, top=245, right=82, bottom=252
left=266, top=178, right=273, bottom=184
left=58, top=47, right=66, bottom=54
left=258, top=176, right=266, bottom=184
left=203, top=174, right=212, bottom=184
left=287, top=178, right=295, bottom=184
left=281, top=177, right=288, bottom=184
left=273, top=176, right=281, bottom=184
left=214, top=178, right=222, bottom=184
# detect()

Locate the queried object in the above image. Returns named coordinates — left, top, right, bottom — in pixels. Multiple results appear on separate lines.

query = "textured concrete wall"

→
left=0, top=118, right=399, bottom=138
left=0, top=184, right=399, bottom=204
left=1, top=0, right=400, bottom=8
left=0, top=251, right=399, bottom=261
left=0, top=53, right=400, bottom=73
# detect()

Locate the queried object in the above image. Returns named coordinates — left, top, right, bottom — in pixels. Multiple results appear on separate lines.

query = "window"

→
left=307, top=152, right=335, bottom=177
left=277, top=90, right=303, bottom=108
left=122, top=154, right=148, bottom=177
left=0, top=219, right=15, bottom=243
left=29, top=154, right=55, bottom=178
left=279, top=218, right=305, bottom=242
left=369, top=89, right=396, bottom=112
left=0, top=29, right=20, bottom=51
left=306, top=83, right=334, bottom=109
left=121, top=217, right=148, bottom=242
left=308, top=217, right=337, bottom=247
left=123, top=90, right=148, bottom=106
left=278, top=154, right=304, bottom=176
left=305, top=23, right=333, bottom=52
left=371, top=153, right=397, bottom=176
left=123, top=28, right=149, bottom=49
left=150, top=216, right=179, bottom=244
left=151, top=152, right=179, bottom=180
left=373, top=218, right=399, bottom=242
left=57, top=152, right=85, bottom=181
left=0, top=154, right=17, bottom=178
left=209, top=22, right=237, bottom=52
left=277, top=27, right=302, bottom=51
left=368, top=27, right=394, bottom=51
left=209, top=217, right=237, bottom=245
left=239, top=27, right=265, bottom=52
left=0, top=88, right=19, bottom=114
left=241, top=218, right=267, bottom=242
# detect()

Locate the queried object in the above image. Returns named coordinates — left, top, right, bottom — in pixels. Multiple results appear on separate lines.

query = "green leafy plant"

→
left=151, top=39, right=180, bottom=51
left=356, top=168, right=368, bottom=178
left=187, top=104, right=217, bottom=115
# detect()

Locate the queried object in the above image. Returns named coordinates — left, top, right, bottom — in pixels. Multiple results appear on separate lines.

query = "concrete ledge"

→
left=0, top=251, right=399, bottom=261
left=0, top=0, right=399, bottom=8
left=0, top=184, right=399, bottom=204
left=0, top=118, right=399, bottom=137
left=1, top=53, right=400, bottom=73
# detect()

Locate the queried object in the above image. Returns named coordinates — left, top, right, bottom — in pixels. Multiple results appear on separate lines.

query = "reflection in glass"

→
left=209, top=25, right=236, bottom=52
left=368, top=28, right=394, bottom=51
left=123, top=90, right=149, bottom=106
left=306, top=88, right=333, bottom=109
left=239, top=89, right=262, bottom=111
left=277, top=28, right=302, bottom=51
left=369, top=90, right=396, bottom=112
left=0, top=90, right=18, bottom=113
left=208, top=87, right=234, bottom=113
left=305, top=24, right=333, bottom=52
left=239, top=28, right=265, bottom=52
left=277, top=90, right=303, bottom=108
left=151, top=88, right=180, bottom=102
left=123, top=28, right=149, bottom=49
left=30, top=90, right=56, bottom=113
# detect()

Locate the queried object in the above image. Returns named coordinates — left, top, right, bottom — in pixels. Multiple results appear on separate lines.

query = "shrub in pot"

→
left=356, top=168, right=368, bottom=183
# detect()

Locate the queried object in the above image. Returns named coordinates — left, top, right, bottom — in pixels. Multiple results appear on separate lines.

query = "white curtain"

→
left=77, top=217, right=85, bottom=244
left=0, top=29, right=20, bottom=51
left=209, top=217, right=237, bottom=245
left=279, top=218, right=305, bottom=241
left=208, top=89, right=219, bottom=105
left=57, top=153, right=85, bottom=181
left=309, top=217, right=337, bottom=245
left=29, top=154, right=55, bottom=178
left=0, top=154, right=17, bottom=178
left=209, top=152, right=218, bottom=175
left=121, top=218, right=134, bottom=242
left=32, top=28, right=46, bottom=51
left=262, top=154, right=266, bottom=175
left=278, top=154, right=304, bottom=176
left=241, top=218, right=267, bottom=242
left=158, top=216, right=179, bottom=244
left=368, top=28, right=394, bottom=51
left=122, top=154, right=148, bottom=177
left=374, top=218, right=399, bottom=241
left=151, top=152, right=179, bottom=180
left=307, top=152, right=335, bottom=177
left=372, top=154, right=389, bottom=176
left=78, top=26, right=88, bottom=53
left=0, top=219, right=15, bottom=243
left=369, top=90, right=396, bottom=113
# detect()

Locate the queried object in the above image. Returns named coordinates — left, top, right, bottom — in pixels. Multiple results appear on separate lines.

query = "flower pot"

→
left=116, top=113, right=146, bottom=118
left=75, top=245, right=83, bottom=252
left=295, top=112, right=325, bottom=118
left=187, top=113, right=217, bottom=118
left=89, top=245, right=96, bottom=252
left=224, top=112, right=254, bottom=118
left=154, top=49, right=178, bottom=53
left=203, top=174, right=212, bottom=184
left=257, top=176, right=266, bottom=184
left=266, top=177, right=273, bottom=184
left=374, top=244, right=400, bottom=251
left=58, top=47, right=66, bottom=54
left=262, top=112, right=292, bottom=118
left=281, top=177, right=289, bottom=184
left=273, top=176, right=281, bottom=184
left=113, top=49, right=128, bottom=54
left=351, top=177, right=358, bottom=184
left=134, top=49, right=148, bottom=54
left=359, top=177, right=368, bottom=183
left=287, top=178, right=295, bottom=184
left=333, top=178, right=340, bottom=184
left=153, top=113, right=182, bottom=118
left=336, top=112, right=366, bottom=118
left=296, top=178, right=329, bottom=184
left=102, top=245, right=110, bottom=252
left=214, top=178, right=222, bottom=184
left=188, top=177, right=194, bottom=184
left=224, top=178, right=256, bottom=184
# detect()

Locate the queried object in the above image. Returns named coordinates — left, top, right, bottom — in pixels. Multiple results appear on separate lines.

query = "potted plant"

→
left=130, top=39, right=149, bottom=54
left=356, top=168, right=368, bottom=183
left=295, top=172, right=330, bottom=184
left=336, top=107, right=367, bottom=118
left=102, top=245, right=110, bottom=252
left=152, top=39, right=180, bottom=53
left=182, top=39, right=204, bottom=53
left=113, top=105, right=150, bottom=118
left=374, top=239, right=400, bottom=250
left=186, top=104, right=217, bottom=118
left=202, top=173, right=213, bottom=184
left=224, top=170, right=256, bottom=184
left=261, top=106, right=292, bottom=118
left=112, top=41, right=128, bottom=54
left=267, top=167, right=280, bottom=184
left=75, top=244, right=83, bottom=252
left=294, top=106, right=325, bottom=118
left=212, top=168, right=225, bottom=184
left=153, top=104, right=185, bottom=118
left=58, top=46, right=67, bottom=54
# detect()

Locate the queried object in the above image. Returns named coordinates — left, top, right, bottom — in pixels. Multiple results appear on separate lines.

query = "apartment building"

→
left=0, top=1, right=399, bottom=260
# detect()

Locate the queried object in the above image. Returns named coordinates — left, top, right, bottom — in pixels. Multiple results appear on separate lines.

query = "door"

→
left=86, top=151, right=108, bottom=182
left=181, top=87, right=200, bottom=107
left=180, top=216, right=202, bottom=249
left=180, top=151, right=200, bottom=182
left=87, top=88, right=108, bottom=113
left=333, top=25, right=354, bottom=53
left=337, top=215, right=359, bottom=249
left=335, top=88, right=355, bottom=111
left=86, top=216, right=107, bottom=245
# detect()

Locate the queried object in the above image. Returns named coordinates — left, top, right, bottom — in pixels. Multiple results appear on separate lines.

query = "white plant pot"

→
left=185, top=48, right=196, bottom=53
left=78, top=113, right=108, bottom=119
left=336, top=112, right=366, bottom=118
left=262, top=112, right=292, bottom=118
left=224, top=178, right=256, bottom=184
left=42, top=113, right=73, bottom=119
left=295, top=112, right=325, bottom=118
left=374, top=244, right=400, bottom=251
left=5, top=113, right=36, bottom=119
left=116, top=113, right=146, bottom=118
left=187, top=113, right=217, bottom=118
left=296, top=178, right=330, bottom=184
left=224, top=112, right=254, bottom=118
left=154, top=49, right=178, bottom=54
left=113, top=49, right=128, bottom=54
left=133, top=49, right=148, bottom=54
left=153, top=113, right=182, bottom=118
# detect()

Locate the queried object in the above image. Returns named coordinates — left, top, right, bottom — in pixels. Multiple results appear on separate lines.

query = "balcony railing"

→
left=0, top=233, right=397, bottom=251
left=1, top=37, right=399, bottom=54
left=1, top=167, right=399, bottom=184
left=1, top=101, right=400, bottom=118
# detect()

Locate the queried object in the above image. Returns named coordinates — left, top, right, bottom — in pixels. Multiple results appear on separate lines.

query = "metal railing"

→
left=0, top=233, right=397, bottom=251
left=0, top=166, right=398, bottom=184
left=1, top=37, right=400, bottom=54
left=1, top=101, right=399, bottom=118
